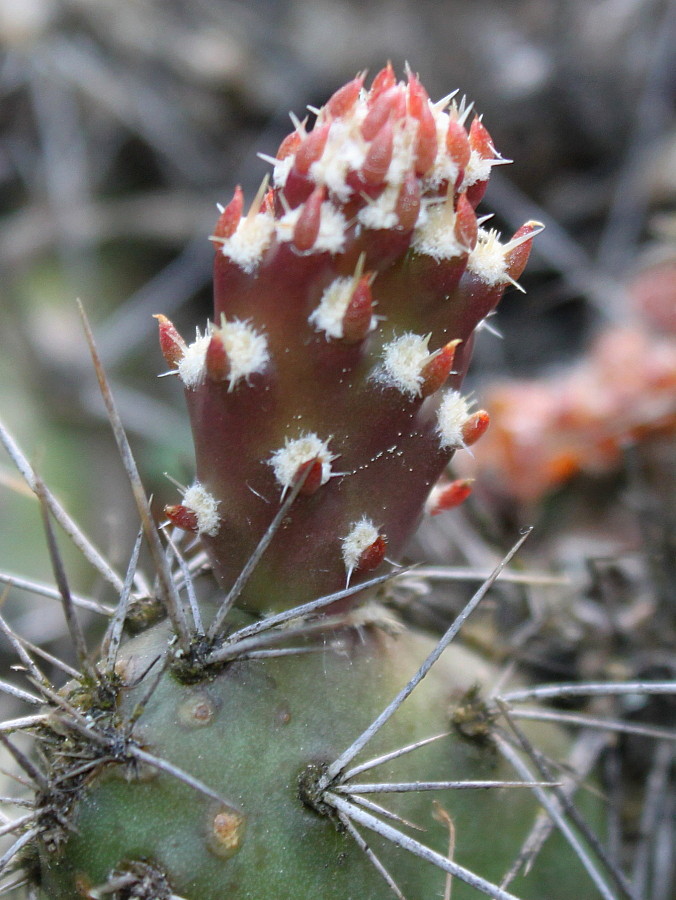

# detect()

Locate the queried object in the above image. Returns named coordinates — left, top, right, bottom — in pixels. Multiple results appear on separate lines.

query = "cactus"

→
left=0, top=67, right=670, bottom=900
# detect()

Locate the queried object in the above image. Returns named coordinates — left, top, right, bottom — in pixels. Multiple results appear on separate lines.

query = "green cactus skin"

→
left=159, top=65, right=542, bottom=613
left=36, top=618, right=601, bottom=900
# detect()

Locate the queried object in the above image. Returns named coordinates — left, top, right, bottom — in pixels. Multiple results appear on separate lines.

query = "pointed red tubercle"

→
left=293, top=186, right=325, bottom=251
left=154, top=314, right=186, bottom=369
left=205, top=332, right=230, bottom=383
left=361, top=86, right=405, bottom=140
left=420, top=339, right=461, bottom=397
left=355, top=535, right=388, bottom=575
left=454, top=193, right=478, bottom=250
left=276, top=130, right=303, bottom=161
left=361, top=120, right=394, bottom=185
left=212, top=186, right=243, bottom=243
left=407, top=73, right=437, bottom=176
left=395, top=173, right=421, bottom=231
left=428, top=479, right=474, bottom=515
left=326, top=73, right=365, bottom=118
left=505, top=222, right=540, bottom=282
left=342, top=274, right=374, bottom=343
left=293, top=457, right=324, bottom=496
left=469, top=117, right=495, bottom=160
left=368, top=63, right=396, bottom=104
left=446, top=118, right=471, bottom=171
left=164, top=504, right=198, bottom=533
left=294, top=123, right=330, bottom=176
left=461, top=410, right=490, bottom=446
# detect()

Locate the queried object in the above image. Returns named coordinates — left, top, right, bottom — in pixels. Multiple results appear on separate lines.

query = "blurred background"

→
left=0, top=1, right=674, bottom=892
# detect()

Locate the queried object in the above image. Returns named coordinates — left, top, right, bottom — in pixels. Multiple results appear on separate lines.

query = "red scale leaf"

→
left=293, top=186, right=325, bottom=251
left=205, top=332, right=230, bottom=383
left=154, top=314, right=186, bottom=369
left=355, top=535, right=387, bottom=575
left=342, top=274, right=374, bottom=343
left=165, top=504, right=198, bottom=533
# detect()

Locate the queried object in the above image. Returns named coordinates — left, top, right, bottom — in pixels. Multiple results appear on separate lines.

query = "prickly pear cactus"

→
left=0, top=68, right=617, bottom=900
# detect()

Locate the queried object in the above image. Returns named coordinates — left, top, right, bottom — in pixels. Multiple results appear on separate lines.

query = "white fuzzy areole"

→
left=466, top=228, right=508, bottom=286
left=216, top=318, right=269, bottom=390
left=357, top=183, right=401, bottom=231
left=412, top=201, right=464, bottom=261
left=182, top=482, right=220, bottom=537
left=177, top=330, right=210, bottom=388
left=309, top=117, right=367, bottom=201
left=341, top=516, right=380, bottom=573
left=269, top=433, right=336, bottom=490
left=276, top=202, right=347, bottom=254
left=177, top=320, right=269, bottom=390
left=309, top=275, right=376, bottom=339
left=380, top=333, right=430, bottom=396
left=220, top=211, right=275, bottom=274
left=436, top=389, right=471, bottom=449
left=462, top=148, right=494, bottom=188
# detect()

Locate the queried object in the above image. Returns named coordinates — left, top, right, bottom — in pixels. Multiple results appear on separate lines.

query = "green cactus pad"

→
left=37, top=619, right=602, bottom=900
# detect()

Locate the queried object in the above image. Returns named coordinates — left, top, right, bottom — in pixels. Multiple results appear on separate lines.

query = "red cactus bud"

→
left=462, top=409, right=490, bottom=446
left=469, top=117, right=495, bottom=159
left=454, top=194, right=478, bottom=250
left=212, top=186, right=243, bottom=243
left=355, top=534, right=388, bottom=575
left=505, top=221, right=541, bottom=282
left=294, top=123, right=330, bottom=176
left=420, top=339, right=461, bottom=397
left=361, top=86, right=405, bottom=140
left=361, top=120, right=394, bottom=185
left=164, top=504, right=198, bottom=533
left=205, top=332, right=230, bottom=383
left=293, top=186, right=325, bottom=251
left=407, top=73, right=437, bottom=176
left=428, top=478, right=474, bottom=515
left=395, top=173, right=421, bottom=231
left=342, top=274, right=374, bottom=343
left=368, top=62, right=396, bottom=104
left=293, top=457, right=324, bottom=495
left=326, top=73, right=365, bottom=118
left=276, top=130, right=303, bottom=161
left=154, top=314, right=186, bottom=369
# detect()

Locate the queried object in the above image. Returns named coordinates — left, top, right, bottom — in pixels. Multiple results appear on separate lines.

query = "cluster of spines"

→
left=156, top=66, right=541, bottom=606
